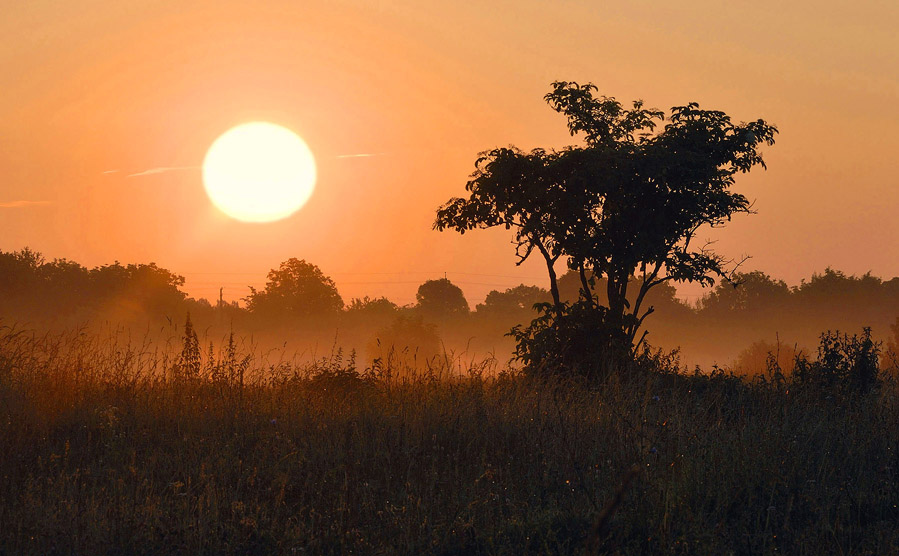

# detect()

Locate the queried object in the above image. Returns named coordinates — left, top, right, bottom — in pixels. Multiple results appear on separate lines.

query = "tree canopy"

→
left=699, top=271, right=791, bottom=316
left=476, top=284, right=550, bottom=318
left=0, top=248, right=186, bottom=321
left=415, top=278, right=470, bottom=320
left=246, top=258, right=343, bottom=319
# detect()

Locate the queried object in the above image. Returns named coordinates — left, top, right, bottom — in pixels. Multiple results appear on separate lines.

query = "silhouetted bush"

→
left=794, top=327, right=880, bottom=394
left=511, top=301, right=629, bottom=379
left=173, top=313, right=201, bottom=381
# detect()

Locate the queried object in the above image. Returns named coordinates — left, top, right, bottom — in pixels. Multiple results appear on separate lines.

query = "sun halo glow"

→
left=202, top=122, right=317, bottom=223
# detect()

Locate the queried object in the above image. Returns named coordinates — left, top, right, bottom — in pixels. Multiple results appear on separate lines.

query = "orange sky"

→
left=2, top=0, right=897, bottom=307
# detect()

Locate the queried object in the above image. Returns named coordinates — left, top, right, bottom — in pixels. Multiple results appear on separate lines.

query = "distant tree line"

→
left=0, top=248, right=189, bottom=324
left=2, top=247, right=899, bottom=370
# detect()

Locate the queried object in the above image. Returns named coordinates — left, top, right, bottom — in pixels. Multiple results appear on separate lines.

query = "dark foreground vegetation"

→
left=2, top=325, right=898, bottom=555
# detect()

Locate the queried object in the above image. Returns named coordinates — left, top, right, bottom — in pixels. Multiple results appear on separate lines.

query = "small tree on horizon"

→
left=415, top=278, right=470, bottom=321
left=476, top=284, right=550, bottom=320
left=698, top=270, right=791, bottom=317
left=246, top=258, right=343, bottom=320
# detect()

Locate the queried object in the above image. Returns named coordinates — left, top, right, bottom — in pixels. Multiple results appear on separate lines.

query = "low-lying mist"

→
left=3, top=248, right=898, bottom=376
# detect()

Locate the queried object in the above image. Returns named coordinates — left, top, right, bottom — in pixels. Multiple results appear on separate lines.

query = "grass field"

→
left=1, top=324, right=898, bottom=555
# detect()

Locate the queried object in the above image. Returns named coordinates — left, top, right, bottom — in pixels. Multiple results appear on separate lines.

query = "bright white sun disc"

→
left=202, top=122, right=317, bottom=223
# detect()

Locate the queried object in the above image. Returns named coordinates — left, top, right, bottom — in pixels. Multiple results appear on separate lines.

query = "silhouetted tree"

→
left=0, top=248, right=45, bottom=306
left=346, top=296, right=400, bottom=316
left=89, top=262, right=187, bottom=317
left=246, top=258, right=343, bottom=319
left=436, top=81, right=777, bottom=374
left=699, top=271, right=790, bottom=316
left=476, top=284, right=550, bottom=320
left=0, top=248, right=188, bottom=322
left=40, top=258, right=91, bottom=297
left=415, top=278, right=469, bottom=321
left=343, top=296, right=400, bottom=331
left=795, top=268, right=884, bottom=310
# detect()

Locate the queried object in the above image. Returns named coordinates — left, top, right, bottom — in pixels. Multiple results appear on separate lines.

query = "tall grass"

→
left=1, top=324, right=898, bottom=555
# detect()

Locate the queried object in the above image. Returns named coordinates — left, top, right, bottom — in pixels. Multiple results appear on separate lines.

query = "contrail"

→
left=0, top=200, right=50, bottom=208
left=335, top=152, right=389, bottom=159
left=110, top=153, right=386, bottom=178
left=110, top=154, right=386, bottom=178
left=126, top=166, right=199, bottom=178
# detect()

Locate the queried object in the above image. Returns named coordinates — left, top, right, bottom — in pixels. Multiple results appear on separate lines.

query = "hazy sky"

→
left=2, top=0, right=897, bottom=306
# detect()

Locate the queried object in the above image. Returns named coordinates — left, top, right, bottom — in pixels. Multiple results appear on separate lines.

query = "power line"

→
left=180, top=270, right=546, bottom=280
left=186, top=280, right=543, bottom=289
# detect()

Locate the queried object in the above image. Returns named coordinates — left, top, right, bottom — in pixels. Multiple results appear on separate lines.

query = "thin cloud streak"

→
left=335, top=152, right=389, bottom=159
left=127, top=166, right=199, bottom=178
left=0, top=200, right=51, bottom=208
left=117, top=155, right=386, bottom=178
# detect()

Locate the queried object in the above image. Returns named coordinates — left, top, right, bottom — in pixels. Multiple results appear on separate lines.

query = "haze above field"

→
left=2, top=0, right=897, bottom=306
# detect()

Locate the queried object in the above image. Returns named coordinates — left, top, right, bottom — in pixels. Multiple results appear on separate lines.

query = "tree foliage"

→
left=699, top=271, right=790, bottom=316
left=476, top=284, right=550, bottom=318
left=415, top=278, right=469, bottom=321
left=346, top=296, right=400, bottom=317
left=246, top=258, right=343, bottom=319
left=436, top=81, right=777, bottom=374
left=0, top=248, right=186, bottom=321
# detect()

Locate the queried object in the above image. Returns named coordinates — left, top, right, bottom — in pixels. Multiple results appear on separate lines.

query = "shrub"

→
left=793, top=327, right=880, bottom=394
left=510, top=301, right=630, bottom=379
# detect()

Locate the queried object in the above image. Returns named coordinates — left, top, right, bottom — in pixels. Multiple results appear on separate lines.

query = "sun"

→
left=202, top=122, right=317, bottom=223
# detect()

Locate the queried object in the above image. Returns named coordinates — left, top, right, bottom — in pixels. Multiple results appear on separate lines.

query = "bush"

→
left=510, top=301, right=631, bottom=379
left=793, top=327, right=880, bottom=394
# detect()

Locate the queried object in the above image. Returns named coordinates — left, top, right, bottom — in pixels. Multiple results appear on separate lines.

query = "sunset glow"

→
left=4, top=3, right=899, bottom=552
left=202, top=122, right=317, bottom=223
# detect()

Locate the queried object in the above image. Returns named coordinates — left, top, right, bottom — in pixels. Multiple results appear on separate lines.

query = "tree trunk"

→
left=546, top=260, right=561, bottom=309
left=578, top=265, right=594, bottom=307
left=534, top=240, right=562, bottom=310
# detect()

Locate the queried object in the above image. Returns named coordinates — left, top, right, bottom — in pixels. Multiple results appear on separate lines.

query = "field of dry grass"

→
left=1, top=324, right=898, bottom=555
